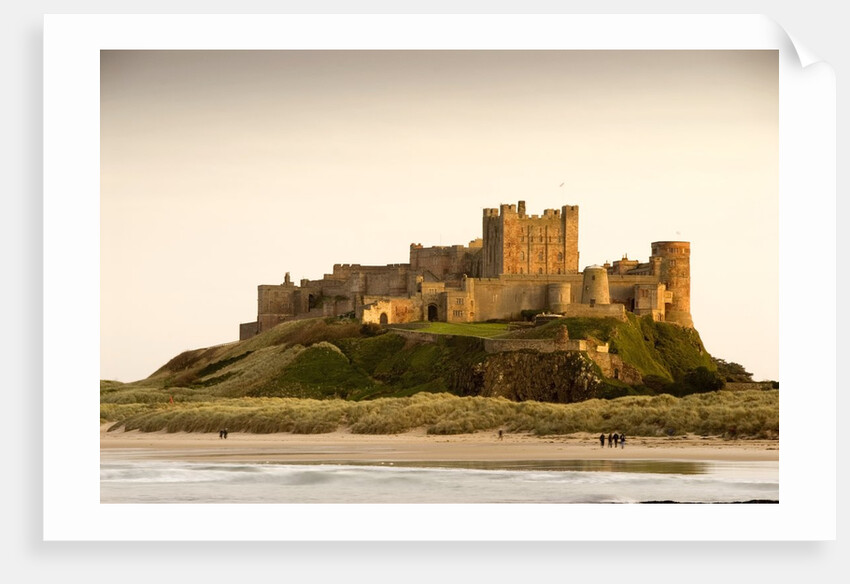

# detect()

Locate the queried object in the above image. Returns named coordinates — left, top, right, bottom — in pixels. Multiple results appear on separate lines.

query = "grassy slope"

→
left=103, top=314, right=716, bottom=406
left=408, top=322, right=510, bottom=337
left=101, top=316, right=777, bottom=437
left=504, top=314, right=714, bottom=382
left=106, top=318, right=489, bottom=402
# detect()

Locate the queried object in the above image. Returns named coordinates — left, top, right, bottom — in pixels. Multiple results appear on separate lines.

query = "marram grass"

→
left=103, top=390, right=778, bottom=439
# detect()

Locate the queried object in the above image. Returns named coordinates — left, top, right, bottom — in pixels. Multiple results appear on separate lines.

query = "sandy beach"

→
left=101, top=424, right=778, bottom=464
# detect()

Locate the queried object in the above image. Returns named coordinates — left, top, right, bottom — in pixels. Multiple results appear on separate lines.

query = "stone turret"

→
left=547, top=282, right=572, bottom=313
left=651, top=241, right=693, bottom=327
left=581, top=265, right=610, bottom=306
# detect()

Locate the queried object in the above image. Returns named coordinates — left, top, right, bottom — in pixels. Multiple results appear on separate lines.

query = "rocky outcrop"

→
left=454, top=351, right=602, bottom=403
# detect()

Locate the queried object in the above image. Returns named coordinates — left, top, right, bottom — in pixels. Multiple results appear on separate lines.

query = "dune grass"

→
left=102, top=389, right=778, bottom=439
left=103, top=317, right=770, bottom=438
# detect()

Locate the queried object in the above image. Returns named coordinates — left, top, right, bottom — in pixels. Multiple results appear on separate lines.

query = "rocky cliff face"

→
left=452, top=351, right=602, bottom=403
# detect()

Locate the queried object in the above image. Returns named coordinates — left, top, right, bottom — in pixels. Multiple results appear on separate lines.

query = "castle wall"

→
left=588, top=353, right=643, bottom=384
left=482, top=208, right=504, bottom=277
left=323, top=264, right=410, bottom=297
left=330, top=263, right=409, bottom=280
left=359, top=296, right=421, bottom=325
left=258, top=284, right=298, bottom=317
left=363, top=270, right=409, bottom=296
left=471, top=276, right=576, bottom=321
left=410, top=243, right=482, bottom=281
left=561, top=303, right=627, bottom=321
left=632, top=282, right=666, bottom=321
left=258, top=313, right=289, bottom=331
left=483, top=338, right=589, bottom=353
left=239, top=321, right=259, bottom=341
left=445, top=288, right=473, bottom=322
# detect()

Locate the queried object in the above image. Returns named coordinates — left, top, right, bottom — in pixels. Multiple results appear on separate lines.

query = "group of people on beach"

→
left=599, top=432, right=625, bottom=449
left=218, top=428, right=229, bottom=439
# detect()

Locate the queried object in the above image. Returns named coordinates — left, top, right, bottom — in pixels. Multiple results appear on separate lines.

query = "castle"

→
left=239, top=201, right=693, bottom=340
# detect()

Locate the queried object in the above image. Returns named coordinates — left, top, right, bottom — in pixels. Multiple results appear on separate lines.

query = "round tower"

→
left=651, top=241, right=693, bottom=327
left=547, top=282, right=572, bottom=313
left=581, top=265, right=610, bottom=305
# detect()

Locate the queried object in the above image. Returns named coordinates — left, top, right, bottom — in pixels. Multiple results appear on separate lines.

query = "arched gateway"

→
left=427, top=304, right=438, bottom=322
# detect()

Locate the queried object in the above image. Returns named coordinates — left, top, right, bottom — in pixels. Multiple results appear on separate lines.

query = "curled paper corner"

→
left=761, top=15, right=828, bottom=70
left=786, top=34, right=824, bottom=69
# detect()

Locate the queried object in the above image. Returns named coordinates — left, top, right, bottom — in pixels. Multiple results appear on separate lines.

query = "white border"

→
left=44, top=13, right=835, bottom=541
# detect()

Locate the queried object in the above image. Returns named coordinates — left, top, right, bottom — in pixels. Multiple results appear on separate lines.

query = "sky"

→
left=101, top=50, right=778, bottom=382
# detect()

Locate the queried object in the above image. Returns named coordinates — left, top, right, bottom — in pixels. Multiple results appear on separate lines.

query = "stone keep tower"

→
left=481, top=201, right=579, bottom=277
left=651, top=241, right=693, bottom=327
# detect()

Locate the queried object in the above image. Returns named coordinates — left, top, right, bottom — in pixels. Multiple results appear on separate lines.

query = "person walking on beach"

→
left=223, top=428, right=228, bottom=439
left=599, top=433, right=606, bottom=448
left=608, top=433, right=613, bottom=448
left=219, top=429, right=225, bottom=439
left=620, top=433, right=626, bottom=449
left=613, top=433, right=619, bottom=448
left=498, top=430, right=503, bottom=441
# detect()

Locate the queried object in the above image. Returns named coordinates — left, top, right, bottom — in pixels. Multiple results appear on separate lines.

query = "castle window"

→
left=455, top=298, right=464, bottom=305
left=538, top=268, right=543, bottom=274
left=537, top=252, right=543, bottom=261
left=591, top=275, right=595, bottom=281
left=557, top=252, right=563, bottom=261
left=520, top=251, right=525, bottom=260
left=539, top=236, right=543, bottom=243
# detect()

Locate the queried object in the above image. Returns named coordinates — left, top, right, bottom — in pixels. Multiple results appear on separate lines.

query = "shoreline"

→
left=101, top=424, right=779, bottom=464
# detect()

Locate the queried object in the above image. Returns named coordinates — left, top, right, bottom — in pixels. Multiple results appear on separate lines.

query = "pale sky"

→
left=101, top=50, right=778, bottom=382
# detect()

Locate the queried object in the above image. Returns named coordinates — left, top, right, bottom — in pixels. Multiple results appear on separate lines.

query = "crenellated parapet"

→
left=241, top=200, right=695, bottom=339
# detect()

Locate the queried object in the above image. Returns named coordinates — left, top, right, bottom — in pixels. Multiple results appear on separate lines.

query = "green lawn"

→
left=414, top=322, right=509, bottom=338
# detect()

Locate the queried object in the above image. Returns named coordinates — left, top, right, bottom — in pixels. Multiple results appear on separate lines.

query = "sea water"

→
left=100, top=458, right=778, bottom=504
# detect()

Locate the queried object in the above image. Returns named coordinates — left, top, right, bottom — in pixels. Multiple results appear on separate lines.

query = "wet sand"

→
left=101, top=424, right=778, bottom=464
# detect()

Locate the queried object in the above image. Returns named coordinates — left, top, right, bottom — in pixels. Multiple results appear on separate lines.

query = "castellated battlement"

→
left=651, top=241, right=690, bottom=255
left=240, top=201, right=693, bottom=340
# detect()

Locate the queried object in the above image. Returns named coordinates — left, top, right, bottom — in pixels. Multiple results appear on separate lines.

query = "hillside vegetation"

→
left=107, top=315, right=728, bottom=400
left=107, top=315, right=722, bottom=402
left=504, top=314, right=715, bottom=382
left=100, top=315, right=776, bottom=436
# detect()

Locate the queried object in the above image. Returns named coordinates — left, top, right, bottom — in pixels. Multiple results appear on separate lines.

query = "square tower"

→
left=482, top=201, right=579, bottom=277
